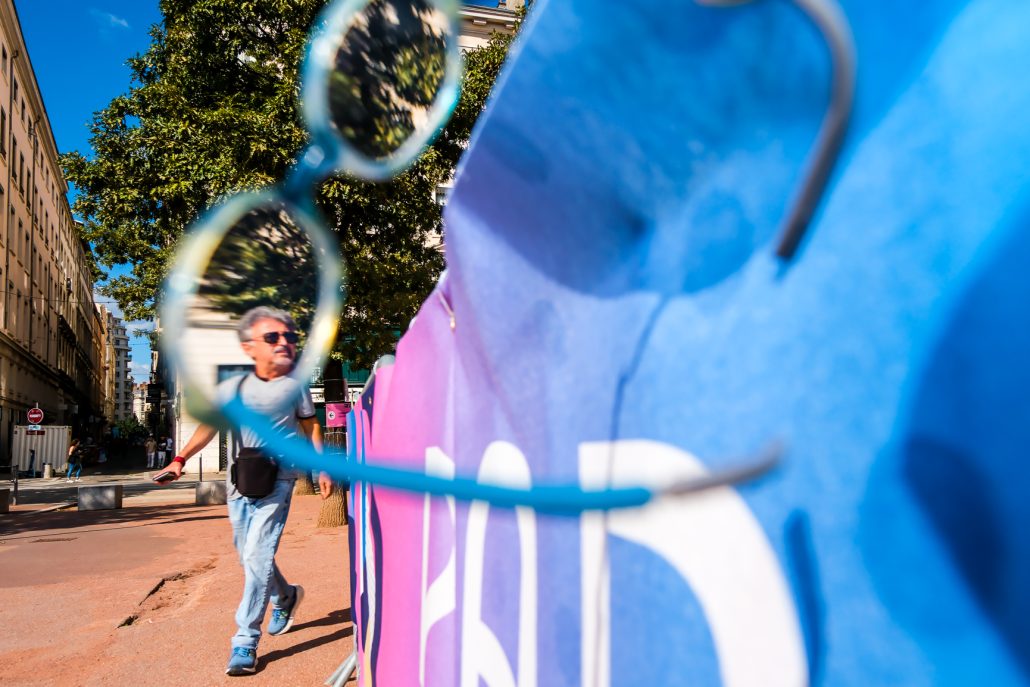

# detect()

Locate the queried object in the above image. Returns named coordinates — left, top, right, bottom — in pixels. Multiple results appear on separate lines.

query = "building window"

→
left=19, top=153, right=24, bottom=194
left=0, top=107, right=5, bottom=156
left=2, top=45, right=7, bottom=75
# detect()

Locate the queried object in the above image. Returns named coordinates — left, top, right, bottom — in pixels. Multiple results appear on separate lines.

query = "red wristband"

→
left=172, top=456, right=187, bottom=466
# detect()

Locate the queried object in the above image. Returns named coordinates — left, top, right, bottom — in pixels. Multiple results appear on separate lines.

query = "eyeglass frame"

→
left=163, top=0, right=856, bottom=511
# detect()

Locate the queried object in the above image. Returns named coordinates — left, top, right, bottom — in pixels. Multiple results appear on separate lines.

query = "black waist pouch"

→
left=231, top=447, right=279, bottom=498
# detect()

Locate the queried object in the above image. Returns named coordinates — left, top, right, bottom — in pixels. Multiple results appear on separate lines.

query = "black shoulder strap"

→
left=231, top=374, right=248, bottom=453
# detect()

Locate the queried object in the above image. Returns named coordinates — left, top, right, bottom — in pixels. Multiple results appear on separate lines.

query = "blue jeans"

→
left=227, top=478, right=295, bottom=649
left=68, top=463, right=82, bottom=479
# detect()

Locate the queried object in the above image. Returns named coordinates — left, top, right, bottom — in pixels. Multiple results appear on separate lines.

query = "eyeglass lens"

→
left=326, top=0, right=449, bottom=159
left=194, top=202, right=318, bottom=328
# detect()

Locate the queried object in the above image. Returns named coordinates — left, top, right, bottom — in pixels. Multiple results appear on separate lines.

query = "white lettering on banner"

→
left=579, top=440, right=808, bottom=687
left=420, top=448, right=457, bottom=686
left=460, top=442, right=538, bottom=687
left=580, top=505, right=610, bottom=687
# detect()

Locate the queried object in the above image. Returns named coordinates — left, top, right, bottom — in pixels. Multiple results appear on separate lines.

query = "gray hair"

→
left=237, top=306, right=297, bottom=343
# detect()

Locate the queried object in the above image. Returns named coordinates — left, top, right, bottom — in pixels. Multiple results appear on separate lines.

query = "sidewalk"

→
left=0, top=486, right=354, bottom=686
left=1, top=440, right=223, bottom=509
left=4, top=471, right=231, bottom=509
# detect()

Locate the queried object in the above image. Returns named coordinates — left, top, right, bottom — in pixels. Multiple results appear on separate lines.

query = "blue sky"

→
left=15, top=1, right=161, bottom=155
left=16, top=1, right=163, bottom=383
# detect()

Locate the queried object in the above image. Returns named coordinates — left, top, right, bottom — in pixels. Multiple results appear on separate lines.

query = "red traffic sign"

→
left=27, top=407, right=44, bottom=424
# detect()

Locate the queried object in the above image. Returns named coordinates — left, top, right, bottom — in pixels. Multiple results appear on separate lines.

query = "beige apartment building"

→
left=459, top=0, right=523, bottom=52
left=131, top=382, right=148, bottom=423
left=0, top=0, right=105, bottom=464
left=100, top=306, right=132, bottom=424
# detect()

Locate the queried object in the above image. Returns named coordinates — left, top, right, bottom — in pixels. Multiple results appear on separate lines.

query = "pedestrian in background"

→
left=66, top=439, right=82, bottom=482
left=156, top=436, right=168, bottom=468
left=145, top=435, right=157, bottom=469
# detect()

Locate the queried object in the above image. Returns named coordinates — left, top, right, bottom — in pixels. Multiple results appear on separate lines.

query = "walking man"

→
left=144, top=436, right=157, bottom=469
left=158, top=306, right=332, bottom=676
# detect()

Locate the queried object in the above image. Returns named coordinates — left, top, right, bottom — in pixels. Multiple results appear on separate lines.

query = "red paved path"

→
left=0, top=492, right=353, bottom=686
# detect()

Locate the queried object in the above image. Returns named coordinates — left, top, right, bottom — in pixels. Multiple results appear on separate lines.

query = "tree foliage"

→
left=62, top=0, right=522, bottom=370
left=114, top=415, right=147, bottom=439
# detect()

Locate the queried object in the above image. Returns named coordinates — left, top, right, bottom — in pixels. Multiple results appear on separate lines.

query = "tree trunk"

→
left=317, top=359, right=349, bottom=527
left=317, top=488, right=348, bottom=528
left=293, top=471, right=316, bottom=495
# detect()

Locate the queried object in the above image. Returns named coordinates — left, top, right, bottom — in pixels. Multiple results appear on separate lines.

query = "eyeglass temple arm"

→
left=662, top=439, right=783, bottom=496
left=698, top=0, right=857, bottom=261
left=226, top=392, right=781, bottom=512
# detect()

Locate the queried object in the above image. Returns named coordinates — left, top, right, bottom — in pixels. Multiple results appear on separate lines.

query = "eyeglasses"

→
left=165, top=0, right=854, bottom=512
left=257, top=331, right=300, bottom=345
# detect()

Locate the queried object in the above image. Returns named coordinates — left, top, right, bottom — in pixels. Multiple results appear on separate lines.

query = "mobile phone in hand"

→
left=152, top=470, right=177, bottom=484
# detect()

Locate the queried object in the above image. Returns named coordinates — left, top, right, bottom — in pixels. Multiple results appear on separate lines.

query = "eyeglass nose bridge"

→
left=698, top=0, right=856, bottom=262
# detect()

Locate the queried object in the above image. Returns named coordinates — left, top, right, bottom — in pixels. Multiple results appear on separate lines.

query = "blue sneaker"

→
left=268, top=584, right=304, bottom=636
left=226, top=647, right=257, bottom=676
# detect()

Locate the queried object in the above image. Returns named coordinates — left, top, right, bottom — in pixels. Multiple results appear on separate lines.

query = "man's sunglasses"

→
left=257, top=331, right=300, bottom=345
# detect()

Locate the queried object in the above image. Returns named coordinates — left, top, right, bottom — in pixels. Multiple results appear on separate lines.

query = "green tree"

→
left=61, top=0, right=521, bottom=370
left=115, top=415, right=146, bottom=439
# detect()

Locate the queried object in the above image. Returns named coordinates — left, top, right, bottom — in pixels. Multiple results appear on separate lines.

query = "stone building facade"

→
left=0, top=0, right=104, bottom=463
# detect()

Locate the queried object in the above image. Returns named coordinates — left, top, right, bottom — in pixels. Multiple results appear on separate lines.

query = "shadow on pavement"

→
left=290, top=607, right=352, bottom=633
left=0, top=502, right=226, bottom=539
left=260, top=620, right=355, bottom=668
